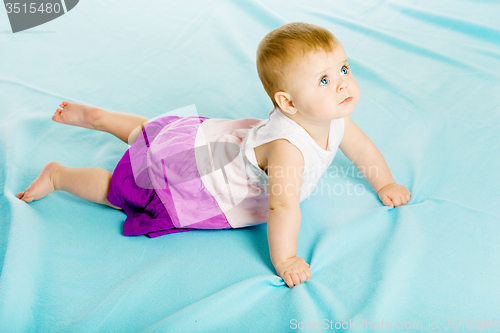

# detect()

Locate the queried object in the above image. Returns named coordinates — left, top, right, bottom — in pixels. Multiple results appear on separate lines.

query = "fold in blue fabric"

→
left=1, top=0, right=499, bottom=331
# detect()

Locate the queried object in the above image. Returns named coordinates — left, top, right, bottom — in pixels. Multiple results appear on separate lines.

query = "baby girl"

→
left=16, top=22, right=411, bottom=289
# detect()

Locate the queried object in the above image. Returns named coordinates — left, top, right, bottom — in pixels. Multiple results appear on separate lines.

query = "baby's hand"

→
left=377, top=182, right=411, bottom=207
left=274, top=256, right=312, bottom=289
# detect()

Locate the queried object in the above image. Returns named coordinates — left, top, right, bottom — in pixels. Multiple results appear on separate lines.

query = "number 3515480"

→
left=5, top=3, right=62, bottom=14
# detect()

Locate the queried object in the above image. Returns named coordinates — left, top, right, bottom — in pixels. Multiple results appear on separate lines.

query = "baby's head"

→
left=257, top=22, right=359, bottom=120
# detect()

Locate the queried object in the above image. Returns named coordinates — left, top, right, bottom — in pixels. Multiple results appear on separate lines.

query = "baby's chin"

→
left=335, top=104, right=356, bottom=118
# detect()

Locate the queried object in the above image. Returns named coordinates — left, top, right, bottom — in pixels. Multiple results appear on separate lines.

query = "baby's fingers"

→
left=402, top=193, right=410, bottom=205
left=397, top=191, right=412, bottom=206
left=381, top=194, right=394, bottom=208
left=283, top=273, right=295, bottom=289
left=291, top=272, right=302, bottom=287
left=305, top=267, right=312, bottom=280
left=297, top=270, right=309, bottom=284
left=392, top=195, right=402, bottom=207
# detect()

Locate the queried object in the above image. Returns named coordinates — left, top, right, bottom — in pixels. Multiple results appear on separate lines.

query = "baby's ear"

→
left=274, top=91, right=296, bottom=115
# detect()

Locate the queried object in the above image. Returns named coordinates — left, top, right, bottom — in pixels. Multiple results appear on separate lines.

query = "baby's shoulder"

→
left=265, top=139, right=304, bottom=167
left=253, top=139, right=304, bottom=174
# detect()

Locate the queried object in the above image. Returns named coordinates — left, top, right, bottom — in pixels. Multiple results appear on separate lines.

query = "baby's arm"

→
left=266, top=139, right=312, bottom=289
left=339, top=116, right=411, bottom=207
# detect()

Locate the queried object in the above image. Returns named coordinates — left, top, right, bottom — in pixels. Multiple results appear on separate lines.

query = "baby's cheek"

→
left=353, top=80, right=361, bottom=99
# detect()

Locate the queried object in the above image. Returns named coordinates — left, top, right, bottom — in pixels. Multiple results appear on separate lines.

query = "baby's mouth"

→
left=339, top=97, right=353, bottom=104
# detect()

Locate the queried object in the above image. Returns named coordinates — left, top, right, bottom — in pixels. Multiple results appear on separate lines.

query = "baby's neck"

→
left=281, top=112, right=332, bottom=150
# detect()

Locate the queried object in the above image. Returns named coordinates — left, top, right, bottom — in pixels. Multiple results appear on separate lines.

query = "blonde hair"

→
left=256, top=22, right=338, bottom=109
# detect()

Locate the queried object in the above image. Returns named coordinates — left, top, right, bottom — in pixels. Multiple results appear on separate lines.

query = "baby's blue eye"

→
left=341, top=66, right=349, bottom=75
left=320, top=76, right=329, bottom=85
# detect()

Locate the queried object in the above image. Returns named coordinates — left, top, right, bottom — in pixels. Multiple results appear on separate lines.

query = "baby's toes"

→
left=19, top=195, right=33, bottom=203
left=17, top=190, right=31, bottom=202
left=52, top=109, right=63, bottom=121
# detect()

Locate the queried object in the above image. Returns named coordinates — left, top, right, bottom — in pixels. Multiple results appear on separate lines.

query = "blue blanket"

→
left=1, top=0, right=499, bottom=331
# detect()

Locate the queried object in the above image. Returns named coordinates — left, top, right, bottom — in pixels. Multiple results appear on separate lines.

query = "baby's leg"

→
left=16, top=161, right=122, bottom=210
left=53, top=101, right=150, bottom=145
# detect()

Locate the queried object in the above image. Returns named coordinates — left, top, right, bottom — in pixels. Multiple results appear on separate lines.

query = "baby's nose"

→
left=337, top=80, right=348, bottom=93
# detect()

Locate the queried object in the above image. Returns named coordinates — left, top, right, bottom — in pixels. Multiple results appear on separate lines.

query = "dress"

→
left=107, top=107, right=345, bottom=237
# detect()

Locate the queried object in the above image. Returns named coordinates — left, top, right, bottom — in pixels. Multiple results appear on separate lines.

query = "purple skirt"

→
left=107, top=115, right=232, bottom=238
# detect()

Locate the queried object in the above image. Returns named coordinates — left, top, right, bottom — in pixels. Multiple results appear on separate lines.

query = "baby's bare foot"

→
left=16, top=161, right=60, bottom=203
left=52, top=101, right=107, bottom=130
